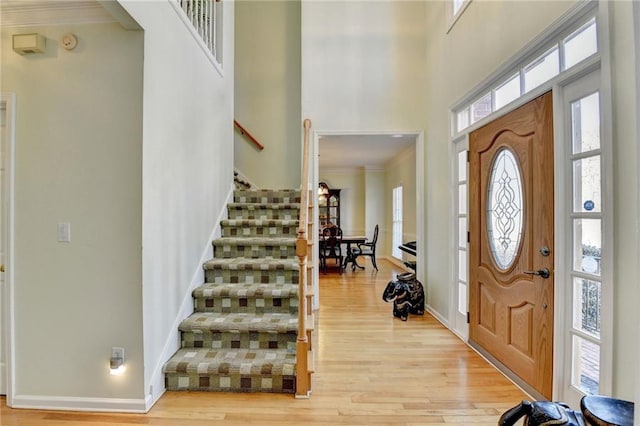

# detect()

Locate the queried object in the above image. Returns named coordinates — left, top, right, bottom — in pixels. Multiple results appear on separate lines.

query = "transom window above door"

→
left=454, top=15, right=598, bottom=134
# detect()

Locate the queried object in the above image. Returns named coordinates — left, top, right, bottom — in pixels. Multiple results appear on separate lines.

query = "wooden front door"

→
left=469, top=92, right=554, bottom=399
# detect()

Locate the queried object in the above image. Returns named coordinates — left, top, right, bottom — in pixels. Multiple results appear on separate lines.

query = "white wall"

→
left=2, top=23, right=144, bottom=401
left=234, top=0, right=301, bottom=189
left=302, top=0, right=428, bottom=289
left=422, top=0, right=575, bottom=329
left=364, top=168, right=385, bottom=253
left=384, top=144, right=417, bottom=261
left=120, top=0, right=235, bottom=406
left=319, top=169, right=365, bottom=236
left=302, top=1, right=428, bottom=132
left=423, top=0, right=639, bottom=400
left=607, top=0, right=639, bottom=399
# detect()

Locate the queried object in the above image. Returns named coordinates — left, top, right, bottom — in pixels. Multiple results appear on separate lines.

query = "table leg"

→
left=342, top=242, right=365, bottom=271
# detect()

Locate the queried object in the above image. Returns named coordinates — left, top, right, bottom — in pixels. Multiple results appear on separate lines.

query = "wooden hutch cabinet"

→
left=318, top=182, right=340, bottom=229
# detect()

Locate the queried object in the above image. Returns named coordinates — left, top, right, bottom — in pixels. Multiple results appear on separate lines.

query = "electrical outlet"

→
left=112, top=347, right=124, bottom=360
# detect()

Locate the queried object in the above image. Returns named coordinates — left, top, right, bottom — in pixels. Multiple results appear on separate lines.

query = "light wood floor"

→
left=1, top=258, right=528, bottom=425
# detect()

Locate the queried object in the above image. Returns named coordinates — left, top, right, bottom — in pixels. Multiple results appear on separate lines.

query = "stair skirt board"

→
left=163, top=189, right=303, bottom=394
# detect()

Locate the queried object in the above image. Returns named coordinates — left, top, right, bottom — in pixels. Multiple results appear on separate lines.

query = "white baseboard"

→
left=144, top=187, right=233, bottom=410
left=383, top=256, right=414, bottom=273
left=11, top=394, right=152, bottom=413
left=426, top=304, right=450, bottom=329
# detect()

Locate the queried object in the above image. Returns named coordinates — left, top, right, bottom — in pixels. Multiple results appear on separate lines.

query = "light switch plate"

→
left=57, top=222, right=71, bottom=242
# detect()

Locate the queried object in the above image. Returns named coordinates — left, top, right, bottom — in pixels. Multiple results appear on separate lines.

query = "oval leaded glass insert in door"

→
left=487, top=149, right=524, bottom=269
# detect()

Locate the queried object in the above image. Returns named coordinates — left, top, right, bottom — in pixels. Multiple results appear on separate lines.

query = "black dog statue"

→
left=382, top=272, right=425, bottom=321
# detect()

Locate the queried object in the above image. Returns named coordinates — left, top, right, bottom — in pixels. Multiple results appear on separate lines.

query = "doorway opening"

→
left=312, top=131, right=424, bottom=309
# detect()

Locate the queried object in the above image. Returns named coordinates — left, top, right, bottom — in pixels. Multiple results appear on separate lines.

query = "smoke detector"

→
left=61, top=33, right=78, bottom=51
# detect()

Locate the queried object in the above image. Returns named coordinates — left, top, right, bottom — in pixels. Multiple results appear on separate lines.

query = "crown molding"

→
left=1, top=1, right=116, bottom=28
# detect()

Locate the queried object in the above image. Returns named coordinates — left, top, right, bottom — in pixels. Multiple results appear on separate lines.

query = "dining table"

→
left=340, top=236, right=367, bottom=271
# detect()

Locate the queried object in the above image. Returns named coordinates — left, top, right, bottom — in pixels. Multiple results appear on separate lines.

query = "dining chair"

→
left=356, top=224, right=379, bottom=271
left=320, top=226, right=343, bottom=273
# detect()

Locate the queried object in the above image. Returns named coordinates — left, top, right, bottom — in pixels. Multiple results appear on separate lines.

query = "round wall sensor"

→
left=61, top=33, right=77, bottom=51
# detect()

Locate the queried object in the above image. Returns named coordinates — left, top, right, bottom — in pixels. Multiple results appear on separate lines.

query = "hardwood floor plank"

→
left=1, top=259, right=528, bottom=424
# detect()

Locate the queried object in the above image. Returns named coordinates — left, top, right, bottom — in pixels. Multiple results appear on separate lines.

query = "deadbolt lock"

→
left=539, top=246, right=551, bottom=256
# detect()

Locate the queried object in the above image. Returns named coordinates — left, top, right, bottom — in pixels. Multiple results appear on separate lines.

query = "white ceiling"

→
left=318, top=134, right=417, bottom=169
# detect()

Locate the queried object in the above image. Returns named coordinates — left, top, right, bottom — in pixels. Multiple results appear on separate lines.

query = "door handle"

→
left=524, top=267, right=550, bottom=279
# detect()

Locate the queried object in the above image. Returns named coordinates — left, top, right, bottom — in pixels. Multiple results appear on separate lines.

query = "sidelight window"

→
left=568, top=88, right=604, bottom=396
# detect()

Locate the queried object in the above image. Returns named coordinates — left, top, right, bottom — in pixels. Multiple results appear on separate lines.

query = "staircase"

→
left=163, top=189, right=305, bottom=394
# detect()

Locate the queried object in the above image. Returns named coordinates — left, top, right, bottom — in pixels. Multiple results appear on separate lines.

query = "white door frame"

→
left=311, top=130, right=425, bottom=309
left=449, top=135, right=469, bottom=341
left=452, top=70, right=611, bottom=404
left=0, top=93, right=16, bottom=403
left=633, top=2, right=640, bottom=421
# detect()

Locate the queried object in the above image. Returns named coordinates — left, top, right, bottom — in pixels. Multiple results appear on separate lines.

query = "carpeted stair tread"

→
left=234, top=189, right=301, bottom=204
left=179, top=312, right=297, bottom=334
left=203, top=257, right=299, bottom=270
left=226, top=204, right=300, bottom=221
left=221, top=219, right=299, bottom=227
left=212, top=237, right=297, bottom=259
left=163, top=347, right=296, bottom=393
left=213, top=237, right=296, bottom=246
left=203, top=258, right=299, bottom=286
left=220, top=219, right=299, bottom=238
left=164, top=348, right=296, bottom=375
left=193, top=282, right=299, bottom=299
left=192, top=282, right=298, bottom=315
left=228, top=203, right=300, bottom=210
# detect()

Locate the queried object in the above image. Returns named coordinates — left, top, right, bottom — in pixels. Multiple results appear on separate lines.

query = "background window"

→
left=392, top=186, right=403, bottom=259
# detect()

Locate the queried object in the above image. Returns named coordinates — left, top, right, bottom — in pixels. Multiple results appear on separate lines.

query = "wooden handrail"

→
left=295, top=118, right=312, bottom=398
left=234, top=120, right=265, bottom=150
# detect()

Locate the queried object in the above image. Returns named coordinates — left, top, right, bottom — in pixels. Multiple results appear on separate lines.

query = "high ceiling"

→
left=318, top=134, right=417, bottom=169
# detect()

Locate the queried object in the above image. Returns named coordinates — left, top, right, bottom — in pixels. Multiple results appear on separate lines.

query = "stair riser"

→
left=221, top=223, right=299, bottom=238
left=204, top=269, right=299, bottom=285
left=213, top=244, right=296, bottom=259
left=227, top=206, right=299, bottom=220
left=181, top=331, right=297, bottom=351
left=194, top=296, right=298, bottom=314
left=234, top=190, right=301, bottom=204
